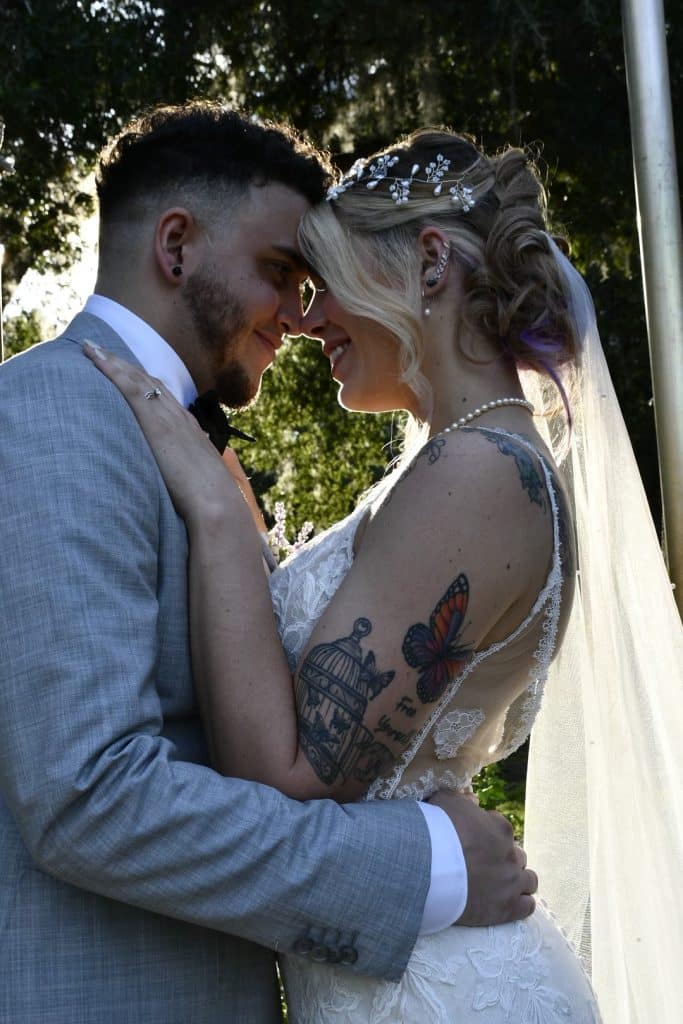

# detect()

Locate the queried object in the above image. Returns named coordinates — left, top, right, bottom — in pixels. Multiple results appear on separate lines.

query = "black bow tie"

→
left=188, top=390, right=255, bottom=454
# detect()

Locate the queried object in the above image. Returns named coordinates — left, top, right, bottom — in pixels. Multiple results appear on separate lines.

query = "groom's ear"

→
left=154, top=208, right=196, bottom=285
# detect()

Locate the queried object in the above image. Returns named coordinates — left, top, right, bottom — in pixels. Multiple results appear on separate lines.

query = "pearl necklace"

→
left=437, top=396, right=535, bottom=434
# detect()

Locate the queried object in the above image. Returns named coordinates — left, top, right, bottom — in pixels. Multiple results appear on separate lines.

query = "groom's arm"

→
left=0, top=342, right=431, bottom=979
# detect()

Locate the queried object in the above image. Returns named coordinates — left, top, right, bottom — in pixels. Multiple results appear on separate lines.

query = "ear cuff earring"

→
left=422, top=242, right=450, bottom=316
left=425, top=242, right=450, bottom=287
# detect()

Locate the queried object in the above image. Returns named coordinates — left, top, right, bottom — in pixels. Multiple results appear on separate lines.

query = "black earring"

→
left=172, top=265, right=183, bottom=277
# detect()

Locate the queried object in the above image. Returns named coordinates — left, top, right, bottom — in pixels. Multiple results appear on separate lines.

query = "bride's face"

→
left=301, top=285, right=418, bottom=415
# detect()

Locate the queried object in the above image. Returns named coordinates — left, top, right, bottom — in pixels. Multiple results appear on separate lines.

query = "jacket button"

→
left=339, top=945, right=358, bottom=965
left=292, top=937, right=314, bottom=955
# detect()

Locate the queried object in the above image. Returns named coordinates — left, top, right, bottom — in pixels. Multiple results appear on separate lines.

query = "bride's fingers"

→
left=83, top=341, right=159, bottom=397
left=83, top=341, right=208, bottom=443
left=83, top=342, right=176, bottom=419
left=83, top=341, right=233, bottom=520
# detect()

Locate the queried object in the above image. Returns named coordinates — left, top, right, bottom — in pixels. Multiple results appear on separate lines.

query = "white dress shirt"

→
left=83, top=294, right=468, bottom=933
left=85, top=294, right=198, bottom=407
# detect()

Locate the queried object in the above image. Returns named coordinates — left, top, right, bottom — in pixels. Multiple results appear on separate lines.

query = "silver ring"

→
left=144, top=387, right=163, bottom=400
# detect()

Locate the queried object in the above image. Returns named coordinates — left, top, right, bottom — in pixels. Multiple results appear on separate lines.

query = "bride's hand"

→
left=83, top=341, right=240, bottom=524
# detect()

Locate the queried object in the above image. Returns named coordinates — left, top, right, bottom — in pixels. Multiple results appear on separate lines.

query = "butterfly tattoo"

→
left=402, top=574, right=473, bottom=703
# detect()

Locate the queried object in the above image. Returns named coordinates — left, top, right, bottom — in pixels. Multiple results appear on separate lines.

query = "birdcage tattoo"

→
left=296, top=618, right=395, bottom=785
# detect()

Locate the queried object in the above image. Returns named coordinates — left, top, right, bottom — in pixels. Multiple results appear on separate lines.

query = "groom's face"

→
left=181, top=182, right=311, bottom=407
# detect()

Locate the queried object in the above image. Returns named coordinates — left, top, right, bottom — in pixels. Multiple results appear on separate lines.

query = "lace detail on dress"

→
left=433, top=707, right=485, bottom=760
left=392, top=767, right=473, bottom=802
left=269, top=502, right=367, bottom=671
left=381, top=708, right=486, bottom=805
left=283, top=904, right=602, bottom=1023
left=462, top=916, right=587, bottom=1021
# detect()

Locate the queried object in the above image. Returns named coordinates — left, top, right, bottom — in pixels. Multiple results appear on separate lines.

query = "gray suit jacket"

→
left=0, top=312, right=431, bottom=1023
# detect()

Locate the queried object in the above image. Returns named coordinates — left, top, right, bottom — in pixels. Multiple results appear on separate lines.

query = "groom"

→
left=0, top=102, right=535, bottom=1023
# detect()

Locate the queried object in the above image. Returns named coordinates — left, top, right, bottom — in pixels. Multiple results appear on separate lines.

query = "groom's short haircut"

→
left=96, top=100, right=331, bottom=227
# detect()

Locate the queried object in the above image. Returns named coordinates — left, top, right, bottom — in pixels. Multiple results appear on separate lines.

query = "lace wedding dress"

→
left=269, top=428, right=602, bottom=1023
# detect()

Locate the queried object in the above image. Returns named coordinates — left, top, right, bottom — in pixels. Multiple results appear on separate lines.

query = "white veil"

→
left=523, top=240, right=683, bottom=1022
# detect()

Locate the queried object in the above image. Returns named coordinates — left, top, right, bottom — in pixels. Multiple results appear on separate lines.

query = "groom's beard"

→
left=183, top=268, right=255, bottom=408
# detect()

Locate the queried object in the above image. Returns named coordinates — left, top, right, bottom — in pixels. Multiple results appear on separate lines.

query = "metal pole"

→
left=622, top=0, right=683, bottom=616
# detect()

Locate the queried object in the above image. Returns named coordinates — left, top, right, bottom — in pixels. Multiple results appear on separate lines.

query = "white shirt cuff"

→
left=417, top=801, right=468, bottom=934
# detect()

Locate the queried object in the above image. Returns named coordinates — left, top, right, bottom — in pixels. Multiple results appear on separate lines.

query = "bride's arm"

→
left=84, top=344, right=552, bottom=804
left=185, top=483, right=304, bottom=781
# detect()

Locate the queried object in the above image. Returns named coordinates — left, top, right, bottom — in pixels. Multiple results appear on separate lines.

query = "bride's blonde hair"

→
left=298, top=129, right=577, bottom=440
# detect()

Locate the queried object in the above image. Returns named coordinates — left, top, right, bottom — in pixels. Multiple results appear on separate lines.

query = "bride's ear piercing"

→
left=425, top=242, right=451, bottom=288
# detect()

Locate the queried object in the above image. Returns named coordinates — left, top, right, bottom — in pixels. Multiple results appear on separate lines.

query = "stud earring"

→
left=172, top=265, right=183, bottom=277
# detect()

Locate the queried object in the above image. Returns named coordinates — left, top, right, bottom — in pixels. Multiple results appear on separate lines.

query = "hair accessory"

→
left=172, top=265, right=183, bottom=277
left=327, top=151, right=476, bottom=210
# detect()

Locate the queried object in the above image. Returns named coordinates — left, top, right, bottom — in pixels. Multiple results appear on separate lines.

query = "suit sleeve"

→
left=0, top=344, right=430, bottom=981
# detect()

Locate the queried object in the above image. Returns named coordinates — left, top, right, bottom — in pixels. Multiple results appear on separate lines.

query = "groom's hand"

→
left=428, top=791, right=537, bottom=926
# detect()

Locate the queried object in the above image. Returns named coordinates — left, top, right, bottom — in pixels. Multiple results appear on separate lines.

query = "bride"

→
left=84, top=127, right=656, bottom=1021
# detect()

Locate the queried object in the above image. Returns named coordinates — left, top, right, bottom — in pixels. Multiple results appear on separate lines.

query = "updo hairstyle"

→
left=298, top=129, right=578, bottom=422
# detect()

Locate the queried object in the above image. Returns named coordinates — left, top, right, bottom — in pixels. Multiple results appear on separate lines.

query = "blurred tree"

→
left=216, top=0, right=677, bottom=529
left=2, top=308, right=42, bottom=358
left=0, top=0, right=216, bottom=292
left=235, top=339, right=395, bottom=533
left=1, top=0, right=678, bottom=524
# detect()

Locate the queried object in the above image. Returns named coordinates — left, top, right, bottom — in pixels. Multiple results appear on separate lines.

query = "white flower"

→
left=268, top=502, right=315, bottom=559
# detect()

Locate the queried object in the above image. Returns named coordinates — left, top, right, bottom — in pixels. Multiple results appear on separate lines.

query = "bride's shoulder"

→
left=378, top=425, right=553, bottom=520
left=366, top=425, right=556, bottom=599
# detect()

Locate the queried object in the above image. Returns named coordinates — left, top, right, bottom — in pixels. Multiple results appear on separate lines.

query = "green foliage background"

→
left=2, top=0, right=681, bottom=817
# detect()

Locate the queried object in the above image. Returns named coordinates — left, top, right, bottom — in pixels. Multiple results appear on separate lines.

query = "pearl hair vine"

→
left=327, top=151, right=477, bottom=211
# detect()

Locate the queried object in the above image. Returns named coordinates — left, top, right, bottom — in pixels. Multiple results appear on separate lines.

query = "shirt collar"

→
left=83, top=294, right=198, bottom=407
